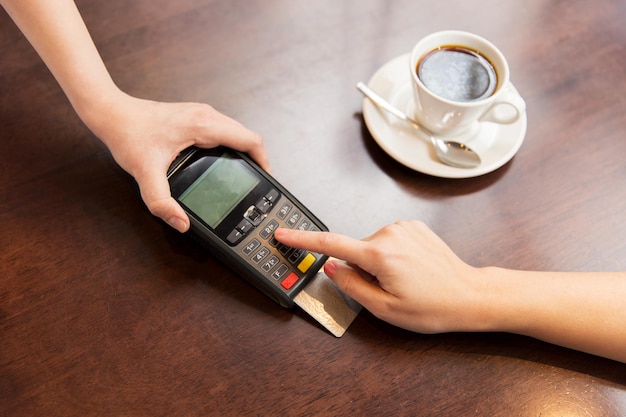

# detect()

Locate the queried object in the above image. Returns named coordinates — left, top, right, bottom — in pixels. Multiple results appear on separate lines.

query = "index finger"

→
left=274, top=228, right=368, bottom=267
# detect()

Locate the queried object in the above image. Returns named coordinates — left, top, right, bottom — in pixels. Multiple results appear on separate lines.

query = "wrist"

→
left=464, top=266, right=521, bottom=333
left=472, top=266, right=550, bottom=337
left=71, top=84, right=129, bottom=144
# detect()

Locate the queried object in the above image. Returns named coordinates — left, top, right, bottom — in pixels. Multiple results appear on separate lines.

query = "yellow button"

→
left=297, top=253, right=316, bottom=273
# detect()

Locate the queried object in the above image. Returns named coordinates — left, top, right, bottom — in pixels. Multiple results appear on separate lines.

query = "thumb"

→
left=135, top=167, right=190, bottom=233
left=324, top=261, right=385, bottom=309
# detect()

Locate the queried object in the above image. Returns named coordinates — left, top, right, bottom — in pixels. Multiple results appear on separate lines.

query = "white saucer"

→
left=362, top=53, right=527, bottom=178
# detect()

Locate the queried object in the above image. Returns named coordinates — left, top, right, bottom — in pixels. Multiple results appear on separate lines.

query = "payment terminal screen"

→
left=179, top=154, right=260, bottom=228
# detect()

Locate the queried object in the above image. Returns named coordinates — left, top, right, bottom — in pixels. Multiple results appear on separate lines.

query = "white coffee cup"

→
left=409, top=30, right=525, bottom=138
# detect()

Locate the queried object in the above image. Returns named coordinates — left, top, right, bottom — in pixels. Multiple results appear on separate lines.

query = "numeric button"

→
left=297, top=218, right=311, bottom=231
left=242, top=239, right=261, bottom=255
left=286, top=210, right=301, bottom=228
left=252, top=247, right=270, bottom=264
left=259, top=219, right=279, bottom=240
left=277, top=202, right=292, bottom=219
left=262, top=256, right=280, bottom=272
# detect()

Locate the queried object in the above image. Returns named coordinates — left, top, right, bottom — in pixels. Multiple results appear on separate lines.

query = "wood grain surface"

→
left=1, top=1, right=625, bottom=416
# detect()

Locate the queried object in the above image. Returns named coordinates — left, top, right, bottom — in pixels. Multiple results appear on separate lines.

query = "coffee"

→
left=417, top=46, right=497, bottom=102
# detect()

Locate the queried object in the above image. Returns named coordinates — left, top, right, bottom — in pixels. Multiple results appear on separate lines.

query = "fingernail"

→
left=324, top=262, right=337, bottom=279
left=167, top=216, right=187, bottom=233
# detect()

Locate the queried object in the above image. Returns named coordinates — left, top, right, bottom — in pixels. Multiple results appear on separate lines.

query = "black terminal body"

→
left=167, top=147, right=328, bottom=308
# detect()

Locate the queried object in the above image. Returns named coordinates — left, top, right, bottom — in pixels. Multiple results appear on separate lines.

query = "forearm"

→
left=480, top=267, right=626, bottom=362
left=3, top=0, right=270, bottom=232
left=1, top=0, right=121, bottom=122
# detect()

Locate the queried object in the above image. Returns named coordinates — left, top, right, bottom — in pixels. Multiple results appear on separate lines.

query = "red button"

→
left=280, top=272, right=299, bottom=290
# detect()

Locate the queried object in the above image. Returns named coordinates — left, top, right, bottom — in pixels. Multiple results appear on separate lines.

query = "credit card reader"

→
left=167, top=146, right=328, bottom=308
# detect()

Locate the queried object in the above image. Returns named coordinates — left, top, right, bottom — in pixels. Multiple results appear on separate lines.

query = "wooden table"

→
left=2, top=1, right=625, bottom=415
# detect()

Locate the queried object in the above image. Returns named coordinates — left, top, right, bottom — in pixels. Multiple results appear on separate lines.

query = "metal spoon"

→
left=356, top=82, right=481, bottom=169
